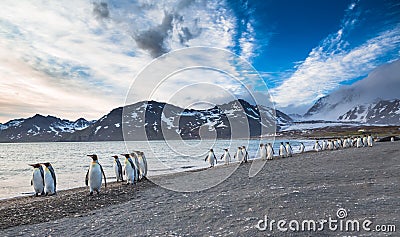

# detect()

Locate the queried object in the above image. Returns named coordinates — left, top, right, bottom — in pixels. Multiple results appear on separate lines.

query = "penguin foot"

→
left=89, top=191, right=93, bottom=196
left=35, top=193, right=39, bottom=197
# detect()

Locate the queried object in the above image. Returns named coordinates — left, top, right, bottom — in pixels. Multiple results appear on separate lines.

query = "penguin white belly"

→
left=222, top=153, right=229, bottom=164
left=114, top=163, right=120, bottom=179
left=235, top=151, right=243, bottom=162
left=32, top=169, right=44, bottom=194
left=267, top=147, right=273, bottom=159
left=279, top=146, right=286, bottom=157
left=207, top=153, right=215, bottom=166
left=260, top=149, right=267, bottom=159
left=44, top=172, right=55, bottom=194
left=368, top=137, right=373, bottom=147
left=125, top=163, right=135, bottom=184
left=89, top=165, right=102, bottom=192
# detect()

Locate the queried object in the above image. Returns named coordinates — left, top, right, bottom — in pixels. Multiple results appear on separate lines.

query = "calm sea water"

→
left=0, top=139, right=314, bottom=199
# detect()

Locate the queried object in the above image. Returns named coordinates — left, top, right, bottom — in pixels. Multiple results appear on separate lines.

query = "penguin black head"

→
left=223, top=148, right=228, bottom=151
left=121, top=154, right=130, bottom=158
left=210, top=149, right=214, bottom=152
left=286, top=142, right=289, bottom=144
left=87, top=154, right=98, bottom=161
left=242, top=146, right=246, bottom=149
left=29, top=163, right=41, bottom=168
left=280, top=142, right=284, bottom=145
left=112, top=155, right=118, bottom=159
left=260, top=144, right=264, bottom=147
left=42, top=162, right=51, bottom=167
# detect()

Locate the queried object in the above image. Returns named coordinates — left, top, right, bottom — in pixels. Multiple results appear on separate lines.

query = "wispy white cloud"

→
left=0, top=0, right=258, bottom=122
left=271, top=1, right=400, bottom=109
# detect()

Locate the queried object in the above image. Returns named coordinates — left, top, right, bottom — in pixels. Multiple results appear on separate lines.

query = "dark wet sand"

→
left=0, top=142, right=399, bottom=236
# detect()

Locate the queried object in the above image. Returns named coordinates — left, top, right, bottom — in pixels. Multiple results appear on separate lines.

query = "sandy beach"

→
left=0, top=141, right=399, bottom=236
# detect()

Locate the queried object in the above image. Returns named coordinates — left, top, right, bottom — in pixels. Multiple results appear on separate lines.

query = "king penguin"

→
left=266, top=143, right=274, bottom=160
left=299, top=142, right=305, bottom=153
left=140, top=151, right=148, bottom=178
left=279, top=142, right=287, bottom=158
left=259, top=144, right=267, bottom=160
left=205, top=149, right=217, bottom=167
left=343, top=137, right=349, bottom=148
left=234, top=147, right=243, bottom=162
left=356, top=136, right=363, bottom=148
left=130, top=152, right=141, bottom=182
left=41, top=162, right=56, bottom=196
left=112, top=155, right=124, bottom=182
left=367, top=134, right=373, bottom=147
left=241, top=146, right=249, bottom=163
left=285, top=142, right=293, bottom=157
left=314, top=141, right=322, bottom=152
left=121, top=154, right=136, bottom=185
left=86, top=154, right=107, bottom=195
left=220, top=148, right=232, bottom=164
left=29, top=163, right=44, bottom=196
left=322, top=140, right=327, bottom=150
left=135, top=151, right=147, bottom=180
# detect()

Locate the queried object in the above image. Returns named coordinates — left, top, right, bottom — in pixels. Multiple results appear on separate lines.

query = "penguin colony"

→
left=313, top=134, right=375, bottom=152
left=29, top=134, right=379, bottom=196
left=29, top=151, right=148, bottom=196
left=205, top=134, right=378, bottom=167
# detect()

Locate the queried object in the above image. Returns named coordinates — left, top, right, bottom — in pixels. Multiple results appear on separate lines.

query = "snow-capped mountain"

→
left=304, top=60, right=400, bottom=124
left=338, top=99, right=400, bottom=124
left=65, top=99, right=293, bottom=142
left=0, top=115, right=95, bottom=142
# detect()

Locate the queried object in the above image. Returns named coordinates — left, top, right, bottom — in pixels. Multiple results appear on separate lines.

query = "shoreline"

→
left=0, top=139, right=322, bottom=201
left=1, top=141, right=399, bottom=235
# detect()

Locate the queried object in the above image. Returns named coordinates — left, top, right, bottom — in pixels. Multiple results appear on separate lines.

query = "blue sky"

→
left=0, top=0, right=399, bottom=122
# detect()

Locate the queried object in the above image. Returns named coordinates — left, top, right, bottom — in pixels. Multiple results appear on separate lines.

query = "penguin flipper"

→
left=100, top=164, right=107, bottom=188
left=128, top=158, right=135, bottom=170
left=117, top=161, right=123, bottom=179
left=85, top=169, right=89, bottom=186
left=39, top=166, right=45, bottom=186
left=49, top=166, right=56, bottom=191
left=31, top=179, right=33, bottom=186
